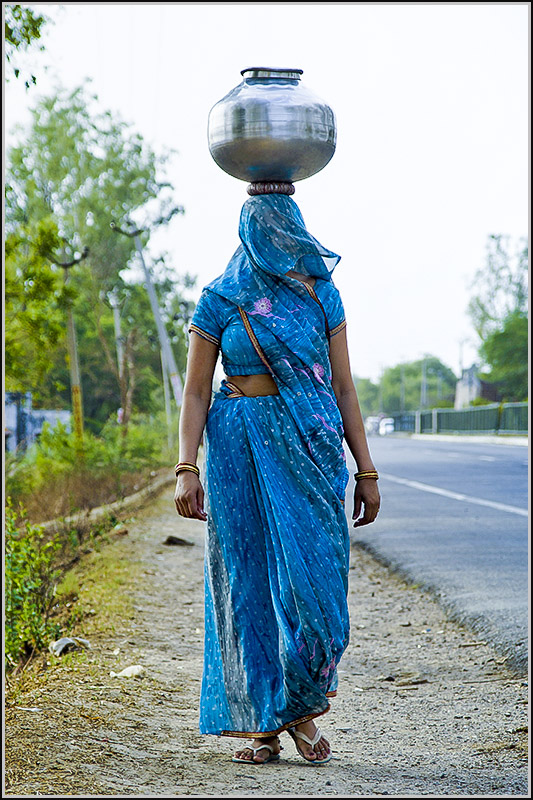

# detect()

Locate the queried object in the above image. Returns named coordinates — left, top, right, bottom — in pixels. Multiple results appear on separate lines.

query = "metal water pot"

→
left=207, top=67, right=336, bottom=184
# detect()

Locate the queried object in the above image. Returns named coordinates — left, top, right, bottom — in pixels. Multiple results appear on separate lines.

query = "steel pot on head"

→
left=207, top=67, right=336, bottom=184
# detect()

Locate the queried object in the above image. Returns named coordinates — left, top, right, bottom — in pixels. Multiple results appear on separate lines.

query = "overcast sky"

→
left=5, top=2, right=529, bottom=381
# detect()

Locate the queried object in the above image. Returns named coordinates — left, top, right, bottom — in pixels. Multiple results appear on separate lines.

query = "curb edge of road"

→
left=38, top=470, right=176, bottom=535
left=351, top=536, right=528, bottom=678
left=406, top=433, right=528, bottom=446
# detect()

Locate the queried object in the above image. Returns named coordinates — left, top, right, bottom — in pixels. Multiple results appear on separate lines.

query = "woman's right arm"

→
left=174, top=332, right=219, bottom=521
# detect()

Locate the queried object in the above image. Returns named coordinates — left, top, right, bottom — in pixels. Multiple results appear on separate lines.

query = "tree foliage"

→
left=468, top=234, right=528, bottom=341
left=5, top=85, right=191, bottom=432
left=353, top=377, right=380, bottom=418
left=354, top=357, right=457, bottom=417
left=4, top=3, right=49, bottom=87
left=6, top=84, right=176, bottom=281
left=479, top=312, right=528, bottom=402
left=467, top=234, right=528, bottom=402
left=5, top=217, right=75, bottom=399
left=380, top=357, right=456, bottom=413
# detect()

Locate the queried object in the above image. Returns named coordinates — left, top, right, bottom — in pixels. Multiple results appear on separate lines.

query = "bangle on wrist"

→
left=174, top=462, right=200, bottom=478
left=354, top=470, right=379, bottom=481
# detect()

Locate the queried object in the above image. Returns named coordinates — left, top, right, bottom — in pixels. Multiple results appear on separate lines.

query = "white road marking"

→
left=380, top=472, right=528, bottom=517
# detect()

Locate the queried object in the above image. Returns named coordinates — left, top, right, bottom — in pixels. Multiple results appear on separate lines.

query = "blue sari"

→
left=193, top=195, right=350, bottom=737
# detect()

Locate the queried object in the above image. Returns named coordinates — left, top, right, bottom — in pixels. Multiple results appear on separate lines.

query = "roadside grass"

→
left=5, top=517, right=144, bottom=707
left=5, top=415, right=172, bottom=526
left=54, top=524, right=142, bottom=635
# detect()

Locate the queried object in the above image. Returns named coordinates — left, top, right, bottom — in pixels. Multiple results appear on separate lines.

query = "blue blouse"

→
left=189, top=278, right=346, bottom=376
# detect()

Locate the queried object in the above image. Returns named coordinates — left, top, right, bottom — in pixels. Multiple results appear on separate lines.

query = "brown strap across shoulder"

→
left=237, top=307, right=274, bottom=374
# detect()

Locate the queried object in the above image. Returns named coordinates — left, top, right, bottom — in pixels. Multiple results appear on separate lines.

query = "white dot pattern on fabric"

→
left=201, top=392, right=350, bottom=737
left=189, top=194, right=351, bottom=739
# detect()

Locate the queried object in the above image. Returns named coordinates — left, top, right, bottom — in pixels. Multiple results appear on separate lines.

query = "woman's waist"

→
left=222, top=374, right=279, bottom=397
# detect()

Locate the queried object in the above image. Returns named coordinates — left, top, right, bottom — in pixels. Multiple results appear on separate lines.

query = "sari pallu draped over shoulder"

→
left=199, top=194, right=351, bottom=738
left=208, top=195, right=349, bottom=501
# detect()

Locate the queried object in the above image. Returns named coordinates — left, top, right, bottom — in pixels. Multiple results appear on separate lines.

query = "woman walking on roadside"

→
left=174, top=193, right=380, bottom=765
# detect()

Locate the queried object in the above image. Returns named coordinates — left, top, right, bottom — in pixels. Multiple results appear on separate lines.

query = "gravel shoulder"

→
left=5, top=486, right=529, bottom=797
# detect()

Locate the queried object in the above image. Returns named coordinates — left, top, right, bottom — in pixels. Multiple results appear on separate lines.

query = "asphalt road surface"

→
left=347, top=435, right=528, bottom=674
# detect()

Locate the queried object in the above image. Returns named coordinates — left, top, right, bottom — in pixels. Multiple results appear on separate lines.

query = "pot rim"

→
left=240, top=67, right=303, bottom=80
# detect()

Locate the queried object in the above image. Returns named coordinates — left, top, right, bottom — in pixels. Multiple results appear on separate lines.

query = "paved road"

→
left=346, top=435, right=529, bottom=674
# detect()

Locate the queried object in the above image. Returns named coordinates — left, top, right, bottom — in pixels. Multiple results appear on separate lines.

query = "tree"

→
left=4, top=3, right=49, bottom=88
left=467, top=234, right=528, bottom=402
left=5, top=84, right=176, bottom=282
left=380, top=357, right=456, bottom=413
left=5, top=217, right=75, bottom=400
left=5, top=84, right=190, bottom=431
left=353, top=377, right=380, bottom=418
left=468, top=234, right=528, bottom=341
left=479, top=312, right=528, bottom=401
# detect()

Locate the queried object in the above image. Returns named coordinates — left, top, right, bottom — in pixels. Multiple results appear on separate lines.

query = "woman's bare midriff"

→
left=227, top=374, right=279, bottom=396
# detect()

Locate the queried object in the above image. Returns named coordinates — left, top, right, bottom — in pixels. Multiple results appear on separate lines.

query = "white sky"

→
left=4, top=2, right=529, bottom=381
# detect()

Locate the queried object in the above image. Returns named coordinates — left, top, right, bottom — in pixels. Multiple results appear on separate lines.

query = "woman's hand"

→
left=352, top=479, right=380, bottom=527
left=174, top=472, right=207, bottom=522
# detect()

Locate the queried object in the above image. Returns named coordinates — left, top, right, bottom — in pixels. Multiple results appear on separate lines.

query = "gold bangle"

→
left=175, top=466, right=200, bottom=478
left=174, top=462, right=200, bottom=477
left=354, top=470, right=379, bottom=481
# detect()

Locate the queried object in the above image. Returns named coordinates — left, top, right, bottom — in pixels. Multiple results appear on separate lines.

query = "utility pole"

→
left=160, top=349, right=173, bottom=451
left=420, top=357, right=427, bottom=410
left=52, top=246, right=89, bottom=444
left=459, top=337, right=469, bottom=377
left=110, top=221, right=183, bottom=407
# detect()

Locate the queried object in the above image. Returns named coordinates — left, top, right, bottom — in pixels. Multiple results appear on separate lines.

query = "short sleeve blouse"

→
left=189, top=278, right=346, bottom=376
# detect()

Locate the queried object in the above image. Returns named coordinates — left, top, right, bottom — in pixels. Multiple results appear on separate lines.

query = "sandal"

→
left=288, top=726, right=332, bottom=765
left=232, top=738, right=282, bottom=764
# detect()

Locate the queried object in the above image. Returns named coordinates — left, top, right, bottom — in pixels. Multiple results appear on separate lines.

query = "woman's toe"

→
left=315, top=739, right=330, bottom=759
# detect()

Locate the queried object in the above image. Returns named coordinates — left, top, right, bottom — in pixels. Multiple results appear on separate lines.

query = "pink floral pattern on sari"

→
left=252, top=297, right=273, bottom=315
left=249, top=297, right=283, bottom=320
left=313, top=363, right=325, bottom=384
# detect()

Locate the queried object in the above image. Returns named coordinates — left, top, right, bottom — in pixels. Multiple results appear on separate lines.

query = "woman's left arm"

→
left=329, top=327, right=381, bottom=527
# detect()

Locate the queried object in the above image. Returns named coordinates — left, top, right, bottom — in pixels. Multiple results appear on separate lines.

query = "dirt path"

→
left=5, top=486, right=528, bottom=797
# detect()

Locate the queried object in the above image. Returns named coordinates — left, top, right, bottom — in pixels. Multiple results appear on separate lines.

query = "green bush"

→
left=98, top=413, right=171, bottom=471
left=4, top=412, right=174, bottom=670
left=5, top=413, right=173, bottom=522
left=5, top=501, right=62, bottom=670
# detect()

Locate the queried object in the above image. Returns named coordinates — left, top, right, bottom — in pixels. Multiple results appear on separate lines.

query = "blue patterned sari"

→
left=194, top=195, right=350, bottom=737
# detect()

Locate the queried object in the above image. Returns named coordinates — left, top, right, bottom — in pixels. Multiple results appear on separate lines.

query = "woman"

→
left=174, top=193, right=380, bottom=765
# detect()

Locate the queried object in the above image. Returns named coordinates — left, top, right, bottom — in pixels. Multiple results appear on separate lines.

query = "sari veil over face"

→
left=199, top=194, right=351, bottom=737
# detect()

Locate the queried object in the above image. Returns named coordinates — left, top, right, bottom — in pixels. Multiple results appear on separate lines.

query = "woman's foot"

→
left=233, top=735, right=281, bottom=764
left=290, top=721, right=331, bottom=763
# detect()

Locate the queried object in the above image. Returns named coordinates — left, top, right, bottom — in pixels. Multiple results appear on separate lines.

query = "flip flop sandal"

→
left=232, top=740, right=282, bottom=764
left=288, top=726, right=332, bottom=765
